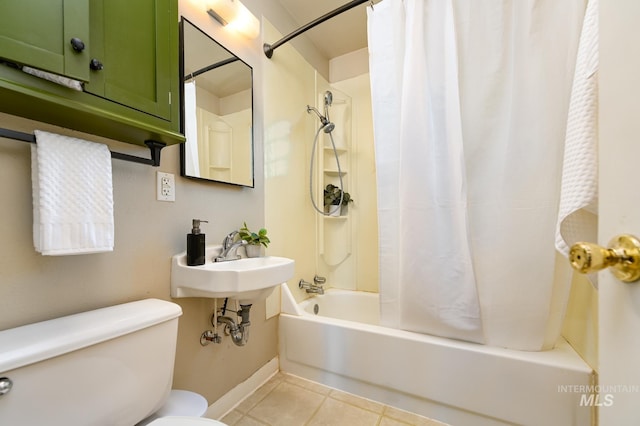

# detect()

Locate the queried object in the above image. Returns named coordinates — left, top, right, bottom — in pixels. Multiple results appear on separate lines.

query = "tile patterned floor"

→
left=217, top=372, right=449, bottom=426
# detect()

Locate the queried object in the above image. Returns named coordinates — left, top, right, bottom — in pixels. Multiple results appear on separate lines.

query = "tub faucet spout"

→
left=299, top=278, right=324, bottom=295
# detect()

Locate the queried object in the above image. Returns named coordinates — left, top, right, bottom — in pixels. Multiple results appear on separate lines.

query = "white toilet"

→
left=0, top=299, right=227, bottom=426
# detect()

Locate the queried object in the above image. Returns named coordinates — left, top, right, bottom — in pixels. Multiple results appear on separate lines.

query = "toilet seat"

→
left=136, top=390, right=210, bottom=426
left=155, top=390, right=208, bottom=418
left=147, top=416, right=227, bottom=426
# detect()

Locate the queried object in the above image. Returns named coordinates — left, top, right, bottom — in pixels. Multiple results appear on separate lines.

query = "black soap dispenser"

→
left=187, top=219, right=208, bottom=266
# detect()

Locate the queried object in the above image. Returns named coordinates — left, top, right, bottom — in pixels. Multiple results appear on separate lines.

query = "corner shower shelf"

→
left=324, top=169, right=348, bottom=176
left=316, top=90, right=353, bottom=267
left=324, top=147, right=347, bottom=154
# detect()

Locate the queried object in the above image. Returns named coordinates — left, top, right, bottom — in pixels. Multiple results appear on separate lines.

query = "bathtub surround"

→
left=330, top=71, right=378, bottom=294
left=264, top=21, right=379, bottom=302
left=368, top=0, right=588, bottom=350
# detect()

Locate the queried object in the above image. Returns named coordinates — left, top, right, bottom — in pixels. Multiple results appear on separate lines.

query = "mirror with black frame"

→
left=180, top=18, right=254, bottom=187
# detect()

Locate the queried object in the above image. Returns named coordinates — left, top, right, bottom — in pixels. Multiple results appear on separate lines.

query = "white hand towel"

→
left=22, top=66, right=83, bottom=91
left=32, top=130, right=114, bottom=255
left=555, top=0, right=598, bottom=284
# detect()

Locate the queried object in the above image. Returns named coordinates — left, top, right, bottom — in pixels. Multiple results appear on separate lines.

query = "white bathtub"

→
left=279, top=286, right=593, bottom=426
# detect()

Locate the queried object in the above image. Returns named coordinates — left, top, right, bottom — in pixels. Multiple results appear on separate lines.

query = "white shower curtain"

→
left=368, top=0, right=586, bottom=350
left=184, top=81, right=201, bottom=177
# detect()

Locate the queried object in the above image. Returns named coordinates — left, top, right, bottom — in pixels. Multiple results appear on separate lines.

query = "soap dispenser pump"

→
left=187, top=219, right=208, bottom=266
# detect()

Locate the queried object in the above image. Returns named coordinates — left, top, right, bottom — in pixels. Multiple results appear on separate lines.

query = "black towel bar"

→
left=0, top=127, right=166, bottom=167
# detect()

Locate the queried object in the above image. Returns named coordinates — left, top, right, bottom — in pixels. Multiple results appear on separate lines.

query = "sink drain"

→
left=313, top=304, right=319, bottom=315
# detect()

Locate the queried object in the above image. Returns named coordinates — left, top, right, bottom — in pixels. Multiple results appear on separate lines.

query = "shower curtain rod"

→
left=185, top=56, right=239, bottom=80
left=0, top=127, right=166, bottom=167
left=263, top=0, right=372, bottom=58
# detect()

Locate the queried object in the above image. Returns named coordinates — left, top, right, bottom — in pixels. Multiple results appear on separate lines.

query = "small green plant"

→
left=324, top=184, right=353, bottom=207
left=238, top=222, right=270, bottom=247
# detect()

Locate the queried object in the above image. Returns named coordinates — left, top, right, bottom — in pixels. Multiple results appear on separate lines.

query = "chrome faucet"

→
left=214, top=231, right=247, bottom=262
left=222, top=231, right=238, bottom=250
left=299, top=277, right=325, bottom=295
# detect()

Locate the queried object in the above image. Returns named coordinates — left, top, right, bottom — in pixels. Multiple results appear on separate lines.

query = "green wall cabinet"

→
left=0, top=0, right=183, bottom=147
left=0, top=0, right=90, bottom=82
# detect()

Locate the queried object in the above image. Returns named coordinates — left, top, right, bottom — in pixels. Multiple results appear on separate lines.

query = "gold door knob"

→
left=569, top=234, right=640, bottom=283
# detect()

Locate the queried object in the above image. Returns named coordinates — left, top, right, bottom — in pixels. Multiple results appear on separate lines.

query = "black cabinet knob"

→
left=70, top=38, right=85, bottom=52
left=89, top=59, right=104, bottom=71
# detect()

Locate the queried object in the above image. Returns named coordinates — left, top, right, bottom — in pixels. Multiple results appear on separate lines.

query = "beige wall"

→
left=0, top=109, right=273, bottom=404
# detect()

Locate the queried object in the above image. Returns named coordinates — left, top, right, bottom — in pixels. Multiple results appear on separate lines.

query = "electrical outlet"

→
left=156, top=171, right=175, bottom=202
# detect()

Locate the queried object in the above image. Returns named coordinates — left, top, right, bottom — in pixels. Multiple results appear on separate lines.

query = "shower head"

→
left=307, top=96, right=335, bottom=133
left=324, top=91, right=333, bottom=123
left=324, top=91, right=333, bottom=108
left=323, top=122, right=335, bottom=133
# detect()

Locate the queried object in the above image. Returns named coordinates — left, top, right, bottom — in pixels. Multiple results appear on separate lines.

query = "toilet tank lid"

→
left=0, top=298, right=182, bottom=373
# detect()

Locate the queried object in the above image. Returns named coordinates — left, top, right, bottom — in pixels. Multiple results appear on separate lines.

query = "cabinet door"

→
left=0, top=0, right=90, bottom=82
left=85, top=0, right=173, bottom=121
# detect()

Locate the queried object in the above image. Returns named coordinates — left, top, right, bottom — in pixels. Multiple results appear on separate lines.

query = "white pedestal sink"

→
left=170, top=245, right=294, bottom=302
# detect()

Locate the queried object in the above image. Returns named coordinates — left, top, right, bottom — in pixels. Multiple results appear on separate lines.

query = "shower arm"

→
left=307, top=105, right=328, bottom=126
left=264, top=0, right=372, bottom=58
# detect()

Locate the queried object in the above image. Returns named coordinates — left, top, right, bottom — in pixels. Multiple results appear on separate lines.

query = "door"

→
left=598, top=1, right=640, bottom=424
left=85, top=0, right=173, bottom=120
left=0, top=0, right=90, bottom=82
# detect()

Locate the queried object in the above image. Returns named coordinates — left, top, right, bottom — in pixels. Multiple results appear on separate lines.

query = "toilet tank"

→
left=0, top=299, right=182, bottom=426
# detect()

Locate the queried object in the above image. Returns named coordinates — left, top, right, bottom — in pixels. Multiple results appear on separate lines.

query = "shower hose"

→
left=309, top=123, right=344, bottom=215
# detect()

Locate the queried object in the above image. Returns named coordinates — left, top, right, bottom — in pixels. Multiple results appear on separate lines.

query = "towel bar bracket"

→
left=109, top=140, right=166, bottom=167
left=0, top=127, right=166, bottom=167
left=146, top=140, right=166, bottom=167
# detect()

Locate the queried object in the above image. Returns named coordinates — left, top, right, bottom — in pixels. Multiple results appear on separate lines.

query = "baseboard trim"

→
left=204, top=356, right=279, bottom=420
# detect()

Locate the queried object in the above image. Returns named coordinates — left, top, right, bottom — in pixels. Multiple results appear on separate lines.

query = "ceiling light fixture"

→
left=207, top=0, right=260, bottom=39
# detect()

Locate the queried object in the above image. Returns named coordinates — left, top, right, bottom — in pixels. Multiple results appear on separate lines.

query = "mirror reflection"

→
left=181, top=18, right=254, bottom=187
